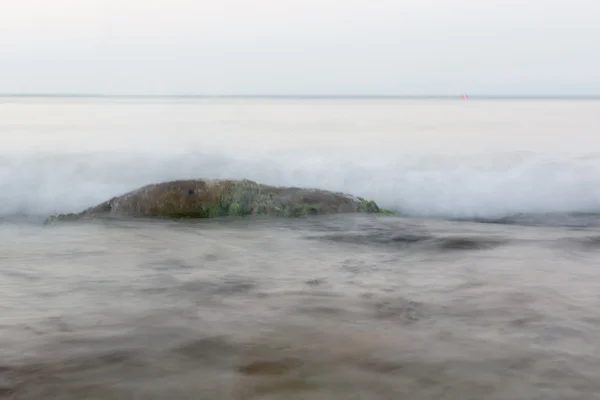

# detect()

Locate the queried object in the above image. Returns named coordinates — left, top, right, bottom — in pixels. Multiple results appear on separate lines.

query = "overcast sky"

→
left=1, top=0, right=599, bottom=95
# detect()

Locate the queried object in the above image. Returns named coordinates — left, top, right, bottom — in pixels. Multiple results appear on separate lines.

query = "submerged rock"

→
left=44, top=179, right=393, bottom=224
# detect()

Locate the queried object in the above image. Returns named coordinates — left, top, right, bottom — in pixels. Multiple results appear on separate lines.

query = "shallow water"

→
left=2, top=216, right=600, bottom=399
left=1, top=97, right=600, bottom=398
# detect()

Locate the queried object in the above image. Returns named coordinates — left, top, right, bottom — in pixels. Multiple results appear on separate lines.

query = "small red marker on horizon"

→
left=460, top=93, right=469, bottom=100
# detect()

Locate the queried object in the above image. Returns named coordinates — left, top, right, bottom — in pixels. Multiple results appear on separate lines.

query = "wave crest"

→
left=2, top=151, right=600, bottom=221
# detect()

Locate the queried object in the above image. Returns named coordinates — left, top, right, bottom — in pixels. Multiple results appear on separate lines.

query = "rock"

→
left=43, top=179, right=393, bottom=224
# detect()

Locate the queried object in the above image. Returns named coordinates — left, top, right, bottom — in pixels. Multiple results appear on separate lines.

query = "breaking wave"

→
left=1, top=150, right=600, bottom=224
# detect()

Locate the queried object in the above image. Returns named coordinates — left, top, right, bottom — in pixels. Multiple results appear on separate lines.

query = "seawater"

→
left=1, top=97, right=600, bottom=399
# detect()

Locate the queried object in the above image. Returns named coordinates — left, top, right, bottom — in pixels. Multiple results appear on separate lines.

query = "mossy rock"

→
left=43, top=213, right=79, bottom=225
left=356, top=197, right=394, bottom=215
left=43, top=179, right=394, bottom=224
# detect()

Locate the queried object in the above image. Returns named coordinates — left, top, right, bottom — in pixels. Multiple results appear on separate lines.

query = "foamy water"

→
left=1, top=97, right=600, bottom=220
left=1, top=97, right=600, bottom=399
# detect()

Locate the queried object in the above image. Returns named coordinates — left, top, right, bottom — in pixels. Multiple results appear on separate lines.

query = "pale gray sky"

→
left=1, top=0, right=599, bottom=95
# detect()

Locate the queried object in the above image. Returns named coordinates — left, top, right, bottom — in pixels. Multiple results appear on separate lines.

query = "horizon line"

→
left=1, top=93, right=600, bottom=99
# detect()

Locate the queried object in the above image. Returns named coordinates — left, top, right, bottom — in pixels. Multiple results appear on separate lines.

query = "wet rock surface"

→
left=44, top=179, right=393, bottom=224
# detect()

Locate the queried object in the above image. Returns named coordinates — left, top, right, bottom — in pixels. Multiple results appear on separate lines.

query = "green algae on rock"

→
left=43, top=179, right=393, bottom=224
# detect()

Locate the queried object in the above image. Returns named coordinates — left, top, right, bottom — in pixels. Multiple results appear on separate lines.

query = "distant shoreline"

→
left=1, top=94, right=599, bottom=100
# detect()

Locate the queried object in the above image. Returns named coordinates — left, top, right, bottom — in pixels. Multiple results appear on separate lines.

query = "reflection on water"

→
left=1, top=215, right=600, bottom=398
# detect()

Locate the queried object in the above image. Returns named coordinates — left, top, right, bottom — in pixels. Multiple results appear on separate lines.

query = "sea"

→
left=1, top=96, right=600, bottom=399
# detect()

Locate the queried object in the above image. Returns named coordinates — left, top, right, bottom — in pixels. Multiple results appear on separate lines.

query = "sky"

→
left=1, top=0, right=599, bottom=96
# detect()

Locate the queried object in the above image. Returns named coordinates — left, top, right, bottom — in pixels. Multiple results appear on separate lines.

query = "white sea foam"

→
left=1, top=97, right=599, bottom=219
left=2, top=150, right=600, bottom=219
